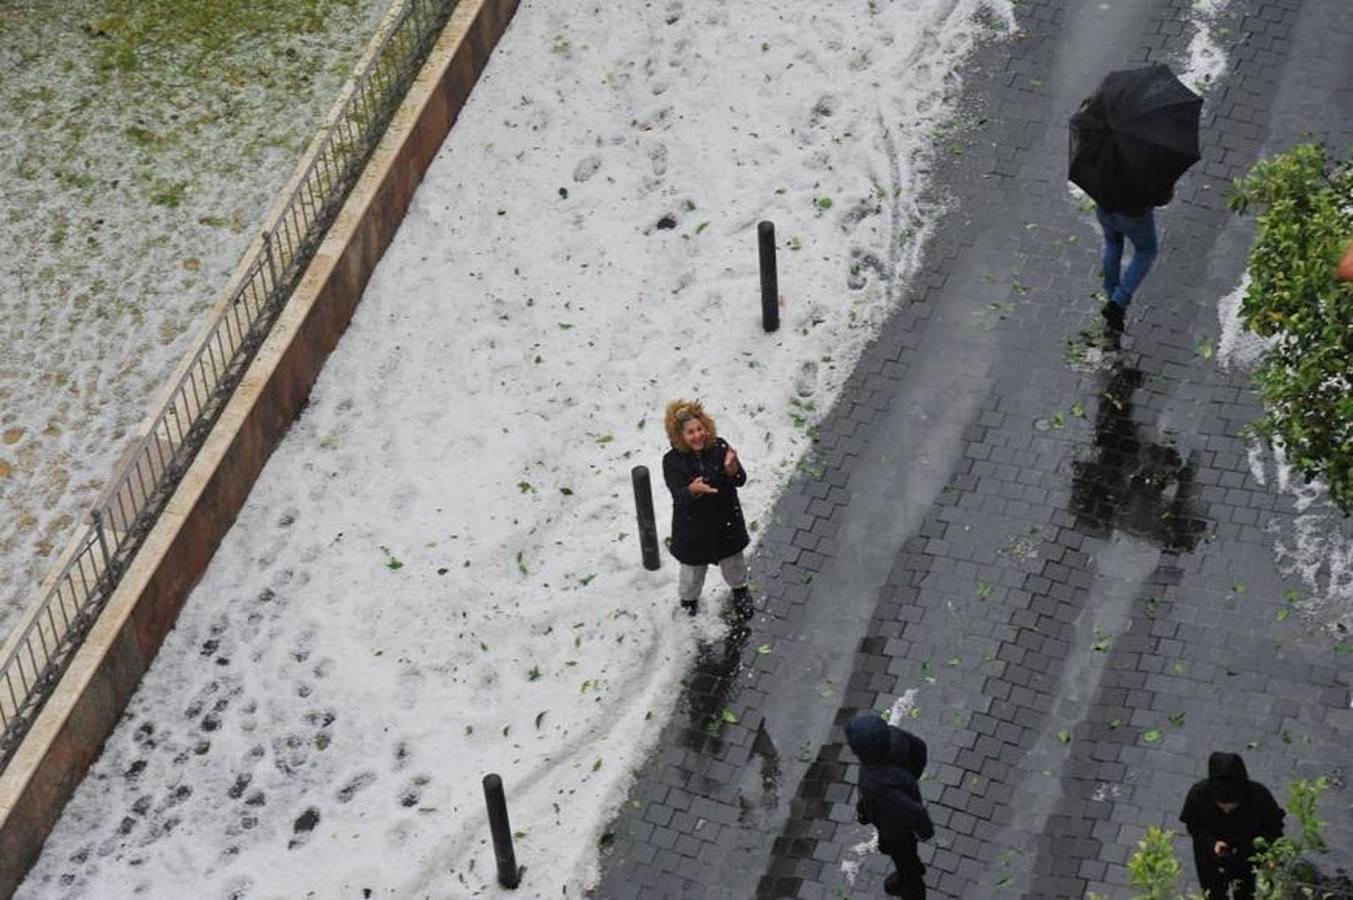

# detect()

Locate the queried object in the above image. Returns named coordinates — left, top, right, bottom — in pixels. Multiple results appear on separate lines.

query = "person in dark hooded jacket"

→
left=1180, top=751, right=1285, bottom=899
left=662, top=400, right=752, bottom=617
left=846, top=712, right=934, bottom=899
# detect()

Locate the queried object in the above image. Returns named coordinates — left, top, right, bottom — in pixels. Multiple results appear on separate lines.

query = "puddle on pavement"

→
left=1071, top=364, right=1208, bottom=552
left=680, top=620, right=753, bottom=757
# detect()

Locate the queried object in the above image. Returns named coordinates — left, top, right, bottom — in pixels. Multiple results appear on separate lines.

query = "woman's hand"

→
left=688, top=477, right=719, bottom=496
left=723, top=446, right=739, bottom=477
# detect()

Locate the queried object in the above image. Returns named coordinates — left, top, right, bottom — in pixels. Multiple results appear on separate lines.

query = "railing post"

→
left=631, top=466, right=661, bottom=571
left=262, top=230, right=279, bottom=291
left=758, top=220, right=779, bottom=333
left=482, top=773, right=520, bottom=888
left=91, top=509, right=112, bottom=574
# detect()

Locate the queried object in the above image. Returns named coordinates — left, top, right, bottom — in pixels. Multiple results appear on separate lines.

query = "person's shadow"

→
left=1070, top=363, right=1207, bottom=553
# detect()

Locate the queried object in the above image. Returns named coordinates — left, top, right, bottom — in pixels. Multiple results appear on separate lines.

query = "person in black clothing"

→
left=661, top=399, right=751, bottom=617
left=1180, top=751, right=1286, bottom=900
left=845, top=712, right=933, bottom=899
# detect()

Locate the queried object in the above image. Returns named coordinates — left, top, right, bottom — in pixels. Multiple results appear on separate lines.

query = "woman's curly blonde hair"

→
left=664, top=399, right=717, bottom=452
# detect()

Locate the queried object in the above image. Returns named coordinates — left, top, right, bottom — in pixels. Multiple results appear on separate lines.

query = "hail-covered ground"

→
left=0, top=0, right=390, bottom=637
left=26, top=1, right=1347, bottom=898
left=20, top=1, right=1016, bottom=895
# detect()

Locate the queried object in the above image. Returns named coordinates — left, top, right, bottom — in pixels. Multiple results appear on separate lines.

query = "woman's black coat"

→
left=662, top=437, right=749, bottom=566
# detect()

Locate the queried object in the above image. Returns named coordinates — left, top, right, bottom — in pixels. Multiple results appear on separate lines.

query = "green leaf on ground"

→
left=1143, top=728, right=1162, bottom=743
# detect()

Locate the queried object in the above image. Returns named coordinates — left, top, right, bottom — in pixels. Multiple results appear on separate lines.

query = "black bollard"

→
left=757, top=220, right=779, bottom=332
left=482, top=773, right=520, bottom=889
left=631, top=465, right=661, bottom=571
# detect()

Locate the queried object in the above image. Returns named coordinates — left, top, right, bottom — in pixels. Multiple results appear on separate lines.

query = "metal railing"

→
left=0, top=0, right=458, bottom=772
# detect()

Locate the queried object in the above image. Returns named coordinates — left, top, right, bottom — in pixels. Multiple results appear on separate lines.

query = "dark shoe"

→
left=731, top=586, right=754, bottom=619
left=680, top=599, right=698, bottom=617
left=883, top=872, right=904, bottom=896
left=1100, top=301, right=1125, bottom=333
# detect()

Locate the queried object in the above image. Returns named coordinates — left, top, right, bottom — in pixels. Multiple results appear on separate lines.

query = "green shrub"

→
left=1128, top=827, right=1193, bottom=900
left=1230, top=144, right=1353, bottom=513
left=1251, top=777, right=1330, bottom=899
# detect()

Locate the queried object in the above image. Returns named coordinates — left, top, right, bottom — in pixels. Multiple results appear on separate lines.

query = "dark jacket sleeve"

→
left=880, top=791, right=934, bottom=842
left=1255, top=786, right=1286, bottom=844
left=706, top=439, right=747, bottom=491
left=1180, top=785, right=1217, bottom=853
left=870, top=781, right=934, bottom=843
left=663, top=451, right=695, bottom=511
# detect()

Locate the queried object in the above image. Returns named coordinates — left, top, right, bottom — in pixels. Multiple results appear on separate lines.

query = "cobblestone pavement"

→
left=598, top=0, right=1353, bottom=897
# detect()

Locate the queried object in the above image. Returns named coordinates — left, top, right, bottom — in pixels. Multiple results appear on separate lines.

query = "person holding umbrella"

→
left=1070, top=64, right=1203, bottom=333
left=1093, top=200, right=1160, bottom=333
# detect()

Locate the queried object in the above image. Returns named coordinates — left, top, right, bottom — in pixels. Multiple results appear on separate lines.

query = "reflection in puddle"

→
left=681, top=623, right=753, bottom=757
left=1071, top=364, right=1208, bottom=552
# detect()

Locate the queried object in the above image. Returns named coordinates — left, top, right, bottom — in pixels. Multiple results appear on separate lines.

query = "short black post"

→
left=757, top=220, right=779, bottom=332
left=482, top=773, right=520, bottom=889
left=631, top=466, right=661, bottom=571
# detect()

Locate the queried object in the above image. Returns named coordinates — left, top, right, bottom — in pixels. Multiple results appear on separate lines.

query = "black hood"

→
left=1208, top=751, right=1250, bottom=803
left=846, top=712, right=891, bottom=765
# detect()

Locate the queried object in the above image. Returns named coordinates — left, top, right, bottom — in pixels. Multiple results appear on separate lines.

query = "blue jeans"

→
left=1096, top=207, right=1158, bottom=307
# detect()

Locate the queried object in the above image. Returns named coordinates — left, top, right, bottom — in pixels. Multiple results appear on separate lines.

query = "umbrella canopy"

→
left=1069, top=64, right=1203, bottom=213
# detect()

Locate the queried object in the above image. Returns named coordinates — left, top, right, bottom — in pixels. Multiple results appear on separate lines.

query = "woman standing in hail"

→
left=662, top=399, right=753, bottom=618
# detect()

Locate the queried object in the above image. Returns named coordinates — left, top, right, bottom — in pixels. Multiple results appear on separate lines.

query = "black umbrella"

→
left=1069, top=64, right=1202, bottom=213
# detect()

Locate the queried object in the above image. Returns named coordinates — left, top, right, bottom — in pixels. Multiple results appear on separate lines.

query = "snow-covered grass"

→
left=19, top=0, right=1016, bottom=896
left=0, top=0, right=391, bottom=637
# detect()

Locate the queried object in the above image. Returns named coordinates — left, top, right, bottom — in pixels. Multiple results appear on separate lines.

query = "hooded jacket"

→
left=1180, top=752, right=1285, bottom=866
left=845, top=713, right=934, bottom=852
left=663, top=437, right=749, bottom=566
